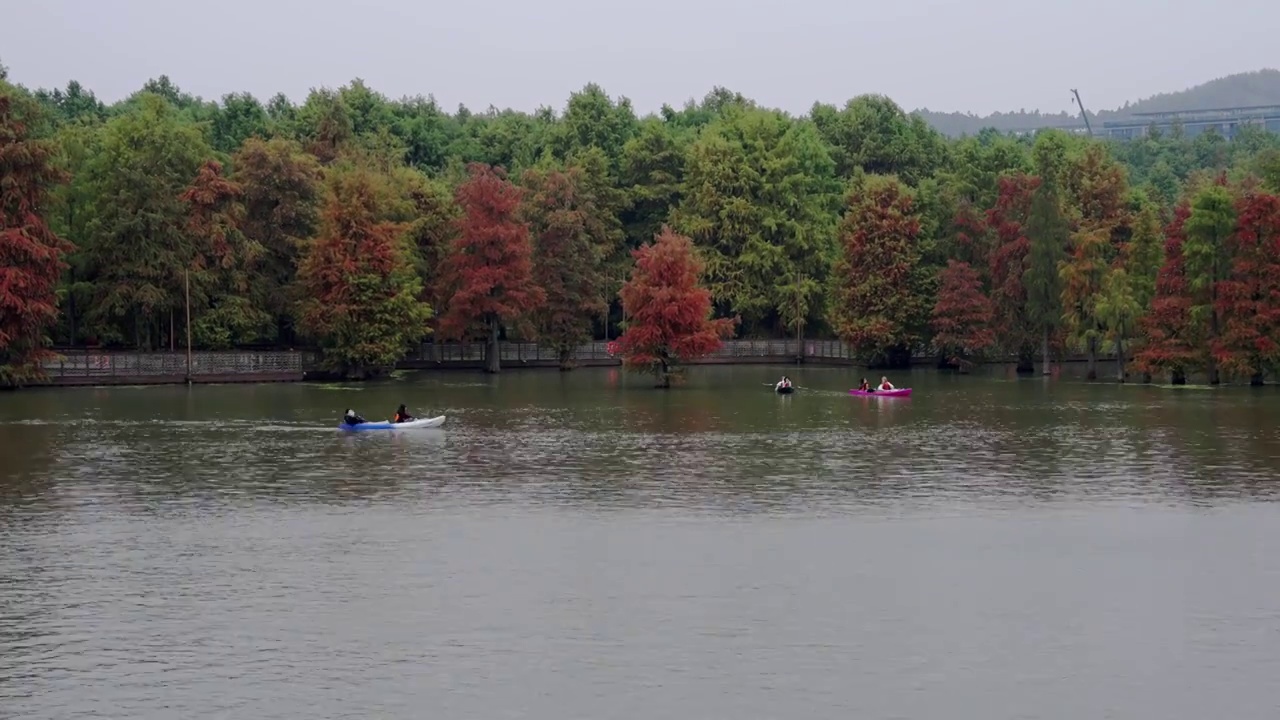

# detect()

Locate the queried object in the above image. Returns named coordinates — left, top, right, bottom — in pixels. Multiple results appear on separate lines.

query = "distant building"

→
left=1101, top=105, right=1280, bottom=140
left=1004, top=125, right=1092, bottom=138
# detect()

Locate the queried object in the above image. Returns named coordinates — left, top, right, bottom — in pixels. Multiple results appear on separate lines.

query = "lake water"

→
left=1, top=365, right=1278, bottom=719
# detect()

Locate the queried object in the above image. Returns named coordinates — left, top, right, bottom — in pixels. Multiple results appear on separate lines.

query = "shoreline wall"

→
left=24, top=341, right=1122, bottom=388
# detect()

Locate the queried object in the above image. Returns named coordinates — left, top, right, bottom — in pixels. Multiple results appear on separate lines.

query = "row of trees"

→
left=3, top=70, right=1280, bottom=386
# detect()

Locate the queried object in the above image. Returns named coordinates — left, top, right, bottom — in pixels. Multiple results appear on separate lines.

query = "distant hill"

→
left=914, top=69, right=1280, bottom=137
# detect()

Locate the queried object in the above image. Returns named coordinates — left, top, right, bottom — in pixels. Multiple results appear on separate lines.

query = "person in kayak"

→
left=392, top=404, right=415, bottom=423
left=879, top=376, right=895, bottom=391
left=343, top=409, right=366, bottom=425
left=775, top=375, right=792, bottom=391
left=857, top=378, right=871, bottom=392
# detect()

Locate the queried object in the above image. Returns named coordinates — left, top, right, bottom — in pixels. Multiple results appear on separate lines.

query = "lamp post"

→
left=184, top=269, right=192, bottom=385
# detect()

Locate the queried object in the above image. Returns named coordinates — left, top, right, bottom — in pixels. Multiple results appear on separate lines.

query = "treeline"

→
left=2, top=72, right=1280, bottom=386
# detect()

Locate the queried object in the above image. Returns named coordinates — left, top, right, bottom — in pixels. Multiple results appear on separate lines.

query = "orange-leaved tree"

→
left=0, top=89, right=73, bottom=386
left=930, top=260, right=996, bottom=370
left=294, top=166, right=431, bottom=378
left=1134, top=203, right=1198, bottom=384
left=230, top=137, right=323, bottom=343
left=986, top=172, right=1041, bottom=372
left=437, top=163, right=544, bottom=374
left=519, top=166, right=607, bottom=370
left=828, top=174, right=926, bottom=368
left=180, top=159, right=273, bottom=347
left=1214, top=191, right=1280, bottom=384
left=616, top=227, right=736, bottom=388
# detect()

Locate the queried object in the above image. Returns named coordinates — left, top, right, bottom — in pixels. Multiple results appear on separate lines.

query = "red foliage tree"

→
left=294, top=167, right=431, bottom=378
left=179, top=160, right=273, bottom=347
left=930, top=260, right=996, bottom=370
left=520, top=166, right=607, bottom=370
left=828, top=175, right=925, bottom=366
left=1135, top=203, right=1198, bottom=384
left=986, top=172, right=1040, bottom=370
left=0, top=93, right=74, bottom=386
left=616, top=226, right=737, bottom=387
left=183, top=161, right=245, bottom=267
left=1065, top=142, right=1131, bottom=252
left=1213, top=191, right=1280, bottom=383
left=950, top=200, right=991, bottom=268
left=437, top=163, right=544, bottom=373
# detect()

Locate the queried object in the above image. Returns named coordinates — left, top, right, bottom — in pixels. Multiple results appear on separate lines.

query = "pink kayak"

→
left=849, top=388, right=912, bottom=397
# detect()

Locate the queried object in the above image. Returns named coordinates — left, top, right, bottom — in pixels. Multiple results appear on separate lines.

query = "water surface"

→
left=2, top=365, right=1278, bottom=719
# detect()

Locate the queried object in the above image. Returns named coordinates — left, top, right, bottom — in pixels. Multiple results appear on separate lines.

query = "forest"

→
left=2, top=66, right=1280, bottom=386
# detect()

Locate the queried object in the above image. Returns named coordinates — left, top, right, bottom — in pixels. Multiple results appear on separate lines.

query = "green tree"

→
left=180, top=160, right=273, bottom=347
left=230, top=137, right=324, bottom=343
left=673, top=107, right=839, bottom=336
left=551, top=83, right=638, bottom=172
left=391, top=95, right=457, bottom=172
left=46, top=120, right=100, bottom=345
left=829, top=175, right=927, bottom=366
left=396, top=170, right=459, bottom=320
left=1182, top=183, right=1237, bottom=384
left=1059, top=227, right=1109, bottom=378
left=295, top=166, right=431, bottom=378
left=1124, top=197, right=1166, bottom=310
left=1255, top=149, right=1280, bottom=193
left=1024, top=131, right=1072, bottom=373
left=810, top=95, right=947, bottom=184
left=620, top=118, right=685, bottom=249
left=79, top=93, right=213, bottom=348
left=1115, top=197, right=1166, bottom=380
left=1093, top=268, right=1141, bottom=381
left=448, top=107, right=554, bottom=173
left=944, top=130, right=1031, bottom=209
left=520, top=166, right=608, bottom=368
left=211, top=92, right=269, bottom=154
left=296, top=87, right=353, bottom=163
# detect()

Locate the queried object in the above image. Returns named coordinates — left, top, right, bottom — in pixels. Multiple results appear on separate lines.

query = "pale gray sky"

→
left=3, top=0, right=1276, bottom=116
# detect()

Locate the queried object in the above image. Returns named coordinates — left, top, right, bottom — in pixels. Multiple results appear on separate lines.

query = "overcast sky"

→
left=2, top=0, right=1276, bottom=117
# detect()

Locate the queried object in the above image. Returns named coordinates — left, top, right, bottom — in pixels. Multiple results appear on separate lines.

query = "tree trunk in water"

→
left=1250, top=371, right=1265, bottom=386
left=558, top=345, right=575, bottom=372
left=1115, top=338, right=1125, bottom=383
left=1141, top=372, right=1153, bottom=384
left=869, top=345, right=912, bottom=370
left=657, top=358, right=671, bottom=389
left=68, top=268, right=77, bottom=345
left=484, top=316, right=501, bottom=374
left=1170, top=368, right=1187, bottom=386
left=1086, top=335, right=1098, bottom=380
left=1041, top=328, right=1051, bottom=376
left=887, top=344, right=911, bottom=370
left=1016, top=350, right=1035, bottom=375
left=1208, top=310, right=1220, bottom=384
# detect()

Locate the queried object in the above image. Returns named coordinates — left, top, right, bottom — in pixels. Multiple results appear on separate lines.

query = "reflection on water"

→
left=1, top=366, right=1279, bottom=719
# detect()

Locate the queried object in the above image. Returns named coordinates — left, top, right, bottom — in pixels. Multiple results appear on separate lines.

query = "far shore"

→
left=13, top=343, right=1263, bottom=390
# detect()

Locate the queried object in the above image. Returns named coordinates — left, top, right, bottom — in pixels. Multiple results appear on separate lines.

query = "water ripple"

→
left=2, top=367, right=1280, bottom=719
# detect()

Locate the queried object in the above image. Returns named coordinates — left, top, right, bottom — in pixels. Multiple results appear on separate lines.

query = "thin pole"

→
left=795, top=271, right=803, bottom=364
left=185, top=269, right=193, bottom=385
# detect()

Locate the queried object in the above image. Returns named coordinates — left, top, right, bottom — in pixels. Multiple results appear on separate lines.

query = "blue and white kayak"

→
left=339, top=415, right=446, bottom=431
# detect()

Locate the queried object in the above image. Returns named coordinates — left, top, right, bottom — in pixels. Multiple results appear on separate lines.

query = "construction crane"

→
left=1070, top=89, right=1094, bottom=137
